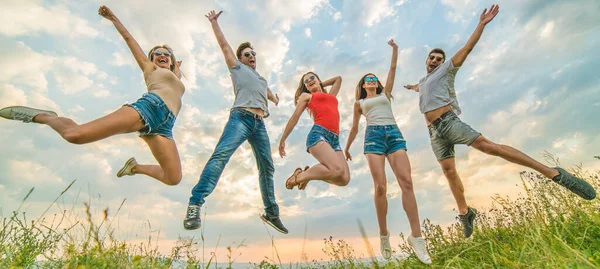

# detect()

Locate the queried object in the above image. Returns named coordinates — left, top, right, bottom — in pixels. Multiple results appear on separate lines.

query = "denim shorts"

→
left=306, top=124, right=342, bottom=153
left=428, top=111, right=481, bottom=161
left=126, top=92, right=176, bottom=139
left=364, top=124, right=407, bottom=155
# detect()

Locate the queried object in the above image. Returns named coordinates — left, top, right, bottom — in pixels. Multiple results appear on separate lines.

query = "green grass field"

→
left=2, top=158, right=599, bottom=268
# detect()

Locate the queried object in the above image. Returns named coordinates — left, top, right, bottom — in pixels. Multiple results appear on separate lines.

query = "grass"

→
left=1, top=157, right=599, bottom=268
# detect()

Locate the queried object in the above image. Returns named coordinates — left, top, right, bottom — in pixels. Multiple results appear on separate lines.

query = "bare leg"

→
left=470, top=136, right=559, bottom=178
left=387, top=150, right=422, bottom=238
left=130, top=135, right=182, bottom=186
left=439, top=158, right=469, bottom=215
left=365, top=154, right=389, bottom=236
left=293, top=142, right=350, bottom=187
left=33, top=106, right=144, bottom=144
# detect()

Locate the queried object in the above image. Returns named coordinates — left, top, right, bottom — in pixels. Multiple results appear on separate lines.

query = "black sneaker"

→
left=458, top=207, right=477, bottom=238
left=260, top=213, right=288, bottom=234
left=183, top=205, right=201, bottom=230
left=552, top=167, right=596, bottom=200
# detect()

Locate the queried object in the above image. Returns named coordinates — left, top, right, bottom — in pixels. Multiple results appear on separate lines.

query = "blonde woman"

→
left=0, top=5, right=185, bottom=186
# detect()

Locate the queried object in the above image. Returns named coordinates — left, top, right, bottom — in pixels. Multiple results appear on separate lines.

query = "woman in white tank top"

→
left=344, top=40, right=431, bottom=264
left=0, top=6, right=185, bottom=186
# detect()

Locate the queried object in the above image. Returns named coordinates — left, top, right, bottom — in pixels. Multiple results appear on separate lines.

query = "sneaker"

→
left=407, top=235, right=432, bottom=265
left=116, top=157, right=138, bottom=178
left=458, top=207, right=477, bottom=238
left=259, top=213, right=288, bottom=234
left=183, top=205, right=201, bottom=230
left=0, top=106, right=57, bottom=123
left=380, top=232, right=392, bottom=260
left=552, top=167, right=596, bottom=200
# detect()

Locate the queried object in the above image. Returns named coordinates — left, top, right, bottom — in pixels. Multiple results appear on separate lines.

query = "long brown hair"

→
left=355, top=73, right=387, bottom=100
left=294, top=72, right=327, bottom=105
left=148, top=44, right=177, bottom=72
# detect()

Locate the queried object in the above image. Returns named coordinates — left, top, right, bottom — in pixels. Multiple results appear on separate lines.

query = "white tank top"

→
left=359, top=94, right=396, bottom=126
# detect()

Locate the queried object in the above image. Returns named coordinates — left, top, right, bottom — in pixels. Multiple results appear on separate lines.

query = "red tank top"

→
left=307, top=92, right=340, bottom=134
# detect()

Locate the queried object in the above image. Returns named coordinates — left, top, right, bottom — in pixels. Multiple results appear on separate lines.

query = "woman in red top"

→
left=279, top=72, right=350, bottom=190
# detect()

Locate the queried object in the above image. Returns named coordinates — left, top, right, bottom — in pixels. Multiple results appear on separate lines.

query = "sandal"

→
left=285, top=167, right=303, bottom=190
left=298, top=166, right=310, bottom=190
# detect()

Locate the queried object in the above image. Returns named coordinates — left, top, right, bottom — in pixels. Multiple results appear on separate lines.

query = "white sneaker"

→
left=407, top=235, right=432, bottom=265
left=116, top=157, right=138, bottom=177
left=0, top=106, right=57, bottom=123
left=380, top=232, right=392, bottom=260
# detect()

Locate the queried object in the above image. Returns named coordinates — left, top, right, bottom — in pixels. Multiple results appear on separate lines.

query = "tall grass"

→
left=1, top=158, right=599, bottom=268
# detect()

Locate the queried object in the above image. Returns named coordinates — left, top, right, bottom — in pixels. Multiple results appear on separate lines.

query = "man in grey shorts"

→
left=184, top=10, right=288, bottom=234
left=405, top=5, right=595, bottom=238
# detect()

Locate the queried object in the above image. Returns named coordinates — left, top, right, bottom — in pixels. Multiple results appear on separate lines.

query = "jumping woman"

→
left=345, top=40, right=431, bottom=264
left=0, top=5, right=185, bottom=186
left=279, top=73, right=350, bottom=190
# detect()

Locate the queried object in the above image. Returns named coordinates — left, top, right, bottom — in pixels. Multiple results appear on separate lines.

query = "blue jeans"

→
left=364, top=124, right=407, bottom=155
left=305, top=124, right=342, bottom=153
left=126, top=92, right=176, bottom=139
left=189, top=108, right=279, bottom=216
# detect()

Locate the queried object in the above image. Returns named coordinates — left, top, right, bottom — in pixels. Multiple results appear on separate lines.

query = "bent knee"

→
left=63, top=130, right=87, bottom=145
left=441, top=166, right=457, bottom=176
left=333, top=170, right=350, bottom=187
left=165, top=172, right=183, bottom=186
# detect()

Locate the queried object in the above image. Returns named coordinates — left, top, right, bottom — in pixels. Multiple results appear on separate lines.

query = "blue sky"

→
left=1, top=0, right=599, bottom=263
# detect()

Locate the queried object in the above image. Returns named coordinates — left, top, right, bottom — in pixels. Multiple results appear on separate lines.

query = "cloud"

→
left=0, top=0, right=99, bottom=37
left=333, top=12, right=342, bottom=21
left=361, top=0, right=396, bottom=27
left=305, top=28, right=312, bottom=38
left=1, top=0, right=599, bottom=264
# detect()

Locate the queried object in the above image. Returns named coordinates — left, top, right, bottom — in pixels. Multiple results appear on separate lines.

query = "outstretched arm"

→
left=99, top=5, right=154, bottom=73
left=344, top=101, right=362, bottom=161
left=451, top=4, right=499, bottom=67
left=384, top=39, right=398, bottom=98
left=322, top=76, right=343, bottom=96
left=206, top=10, right=237, bottom=68
left=279, top=94, right=310, bottom=157
left=267, top=87, right=279, bottom=106
left=404, top=84, right=419, bottom=92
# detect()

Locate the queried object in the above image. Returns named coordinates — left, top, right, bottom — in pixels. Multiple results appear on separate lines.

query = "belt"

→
left=431, top=110, right=454, bottom=126
left=233, top=107, right=264, bottom=120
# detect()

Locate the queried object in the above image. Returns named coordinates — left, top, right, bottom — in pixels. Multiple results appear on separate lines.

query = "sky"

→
left=1, top=0, right=599, bottom=264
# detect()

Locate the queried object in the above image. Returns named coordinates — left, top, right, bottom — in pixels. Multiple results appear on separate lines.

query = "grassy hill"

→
left=2, top=161, right=599, bottom=268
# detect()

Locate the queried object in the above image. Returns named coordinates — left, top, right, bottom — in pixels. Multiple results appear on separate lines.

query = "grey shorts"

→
left=428, top=111, right=481, bottom=161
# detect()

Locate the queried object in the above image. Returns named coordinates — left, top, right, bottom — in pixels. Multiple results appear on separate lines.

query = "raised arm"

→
left=279, top=94, right=310, bottom=158
left=451, top=4, right=499, bottom=67
left=344, top=101, right=362, bottom=161
left=99, top=6, right=154, bottom=73
left=384, top=39, right=398, bottom=98
left=267, top=87, right=279, bottom=106
left=206, top=10, right=237, bottom=68
left=322, top=76, right=343, bottom=96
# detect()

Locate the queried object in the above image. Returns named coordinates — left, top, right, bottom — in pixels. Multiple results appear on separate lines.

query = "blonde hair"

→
left=148, top=44, right=176, bottom=72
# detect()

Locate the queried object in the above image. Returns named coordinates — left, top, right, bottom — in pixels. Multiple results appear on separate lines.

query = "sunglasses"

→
left=428, top=55, right=443, bottom=62
left=153, top=50, right=172, bottom=57
left=364, top=77, right=379, bottom=82
left=244, top=51, right=257, bottom=58
left=304, top=75, right=316, bottom=84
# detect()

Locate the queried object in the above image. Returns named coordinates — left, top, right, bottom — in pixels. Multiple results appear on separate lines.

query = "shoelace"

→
left=13, top=110, right=33, bottom=122
left=186, top=206, right=199, bottom=219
